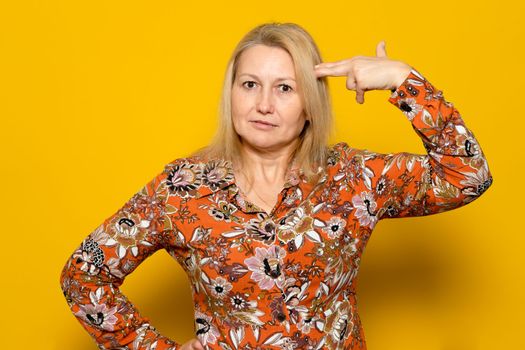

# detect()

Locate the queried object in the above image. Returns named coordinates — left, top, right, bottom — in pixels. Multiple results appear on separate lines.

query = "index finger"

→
left=314, top=62, right=354, bottom=78
left=315, top=58, right=352, bottom=68
left=314, top=58, right=355, bottom=78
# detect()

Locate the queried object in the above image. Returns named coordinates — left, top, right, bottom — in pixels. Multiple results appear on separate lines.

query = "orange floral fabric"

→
left=60, top=68, right=493, bottom=350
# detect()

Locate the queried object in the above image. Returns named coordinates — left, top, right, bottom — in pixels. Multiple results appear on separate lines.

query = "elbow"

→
left=474, top=163, right=494, bottom=197
left=458, top=154, right=493, bottom=198
left=59, top=256, right=74, bottom=303
left=479, top=174, right=493, bottom=196
left=460, top=171, right=493, bottom=202
left=59, top=251, right=85, bottom=304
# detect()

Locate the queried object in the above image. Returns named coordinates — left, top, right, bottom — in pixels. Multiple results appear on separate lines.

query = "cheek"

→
left=282, top=104, right=306, bottom=132
left=231, top=92, right=247, bottom=133
left=231, top=91, right=251, bottom=121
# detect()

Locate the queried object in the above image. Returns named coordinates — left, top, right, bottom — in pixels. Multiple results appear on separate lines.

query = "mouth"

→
left=250, top=120, right=278, bottom=127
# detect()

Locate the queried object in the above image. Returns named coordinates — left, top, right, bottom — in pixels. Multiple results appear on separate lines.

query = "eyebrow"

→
left=237, top=73, right=296, bottom=82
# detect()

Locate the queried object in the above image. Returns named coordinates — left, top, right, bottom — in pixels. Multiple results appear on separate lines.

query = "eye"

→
left=278, top=84, right=293, bottom=93
left=242, top=81, right=257, bottom=89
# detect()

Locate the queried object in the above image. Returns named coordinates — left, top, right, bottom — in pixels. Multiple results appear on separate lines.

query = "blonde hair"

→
left=195, top=22, right=333, bottom=178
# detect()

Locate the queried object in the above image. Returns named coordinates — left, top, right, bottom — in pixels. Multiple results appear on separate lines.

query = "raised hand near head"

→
left=314, top=41, right=412, bottom=104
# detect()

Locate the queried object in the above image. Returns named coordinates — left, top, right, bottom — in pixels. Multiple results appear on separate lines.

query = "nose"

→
left=256, top=87, right=275, bottom=115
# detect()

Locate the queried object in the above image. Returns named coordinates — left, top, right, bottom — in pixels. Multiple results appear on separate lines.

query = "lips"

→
left=250, top=120, right=277, bottom=127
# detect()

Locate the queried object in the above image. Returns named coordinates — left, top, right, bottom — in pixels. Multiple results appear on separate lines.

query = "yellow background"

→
left=1, top=1, right=522, bottom=349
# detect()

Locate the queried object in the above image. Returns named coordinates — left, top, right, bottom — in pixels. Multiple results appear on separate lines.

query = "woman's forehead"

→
left=236, top=45, right=296, bottom=80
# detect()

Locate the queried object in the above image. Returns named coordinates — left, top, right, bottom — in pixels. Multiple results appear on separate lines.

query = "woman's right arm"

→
left=59, top=167, right=183, bottom=349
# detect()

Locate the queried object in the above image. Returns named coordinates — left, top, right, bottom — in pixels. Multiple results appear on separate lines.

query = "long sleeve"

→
left=59, top=168, right=180, bottom=349
left=340, top=68, right=493, bottom=220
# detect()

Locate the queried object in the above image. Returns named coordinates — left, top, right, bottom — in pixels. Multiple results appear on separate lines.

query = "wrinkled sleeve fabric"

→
left=346, top=68, right=493, bottom=219
left=59, top=167, right=180, bottom=350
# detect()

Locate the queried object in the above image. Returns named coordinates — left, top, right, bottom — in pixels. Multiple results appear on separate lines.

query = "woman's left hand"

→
left=314, top=41, right=412, bottom=104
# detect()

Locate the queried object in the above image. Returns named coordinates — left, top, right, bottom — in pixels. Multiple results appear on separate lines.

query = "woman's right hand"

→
left=179, top=338, right=205, bottom=350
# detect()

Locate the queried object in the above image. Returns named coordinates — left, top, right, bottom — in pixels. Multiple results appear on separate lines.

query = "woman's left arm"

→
left=316, top=42, right=493, bottom=218
left=377, top=67, right=492, bottom=218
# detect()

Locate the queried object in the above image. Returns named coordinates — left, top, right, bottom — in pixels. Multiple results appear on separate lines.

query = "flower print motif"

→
left=375, top=176, right=386, bottom=195
left=374, top=175, right=391, bottom=197
left=403, top=193, right=414, bottom=207
left=282, top=284, right=309, bottom=326
left=280, top=337, right=299, bottom=350
left=339, top=152, right=377, bottom=192
left=72, top=237, right=106, bottom=275
left=88, top=224, right=110, bottom=245
left=433, top=121, right=462, bottom=154
left=108, top=212, right=146, bottom=244
left=313, top=244, right=324, bottom=257
left=293, top=213, right=314, bottom=235
left=459, top=137, right=487, bottom=169
left=228, top=295, right=266, bottom=327
left=283, top=164, right=302, bottom=188
left=230, top=292, right=250, bottom=311
left=269, top=295, right=287, bottom=323
left=341, top=233, right=359, bottom=258
left=131, top=187, right=167, bottom=222
left=245, top=246, right=287, bottom=290
left=297, top=314, right=316, bottom=334
left=283, top=261, right=297, bottom=274
left=60, top=274, right=84, bottom=306
left=352, top=191, right=378, bottom=228
left=322, top=217, right=346, bottom=239
left=460, top=162, right=493, bottom=198
left=105, top=210, right=150, bottom=258
left=74, top=302, right=118, bottom=331
left=208, top=200, right=237, bottom=222
left=195, top=311, right=220, bottom=346
left=334, top=155, right=359, bottom=187
left=277, top=227, right=300, bottom=245
left=283, top=187, right=301, bottom=206
left=324, top=300, right=353, bottom=348
left=209, top=276, right=233, bottom=299
left=278, top=207, right=322, bottom=246
left=166, top=162, right=201, bottom=198
left=456, top=132, right=477, bottom=156
left=245, top=213, right=276, bottom=244
left=106, top=256, right=127, bottom=278
left=326, top=147, right=342, bottom=167
left=396, top=97, right=422, bottom=121
left=220, top=292, right=266, bottom=329
left=216, top=262, right=250, bottom=283
left=384, top=201, right=399, bottom=217
left=202, top=160, right=234, bottom=191
left=183, top=254, right=208, bottom=294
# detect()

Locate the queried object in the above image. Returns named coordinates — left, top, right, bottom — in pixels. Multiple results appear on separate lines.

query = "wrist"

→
left=391, top=62, right=412, bottom=91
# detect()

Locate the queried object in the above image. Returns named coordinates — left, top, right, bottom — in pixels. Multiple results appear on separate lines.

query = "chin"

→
left=235, top=126, right=300, bottom=152
left=243, top=139, right=281, bottom=151
left=241, top=135, right=299, bottom=153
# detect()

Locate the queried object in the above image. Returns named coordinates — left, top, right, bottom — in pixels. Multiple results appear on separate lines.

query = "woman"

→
left=60, top=23, right=492, bottom=350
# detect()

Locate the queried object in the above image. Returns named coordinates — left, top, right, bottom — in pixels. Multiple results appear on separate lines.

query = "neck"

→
left=235, top=140, right=298, bottom=189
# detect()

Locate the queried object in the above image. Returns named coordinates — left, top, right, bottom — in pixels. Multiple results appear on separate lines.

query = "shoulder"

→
left=327, top=142, right=378, bottom=167
left=160, top=155, right=235, bottom=199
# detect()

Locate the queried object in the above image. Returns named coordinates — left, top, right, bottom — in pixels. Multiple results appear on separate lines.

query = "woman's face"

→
left=231, top=44, right=306, bottom=153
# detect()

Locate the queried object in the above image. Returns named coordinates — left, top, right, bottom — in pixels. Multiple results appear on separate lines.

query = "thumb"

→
left=376, top=40, right=387, bottom=57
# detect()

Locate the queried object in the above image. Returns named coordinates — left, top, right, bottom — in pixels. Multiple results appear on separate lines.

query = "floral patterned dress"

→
left=60, top=68, right=493, bottom=350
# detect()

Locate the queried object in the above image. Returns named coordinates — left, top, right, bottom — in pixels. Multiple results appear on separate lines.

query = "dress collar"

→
left=189, top=156, right=314, bottom=200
